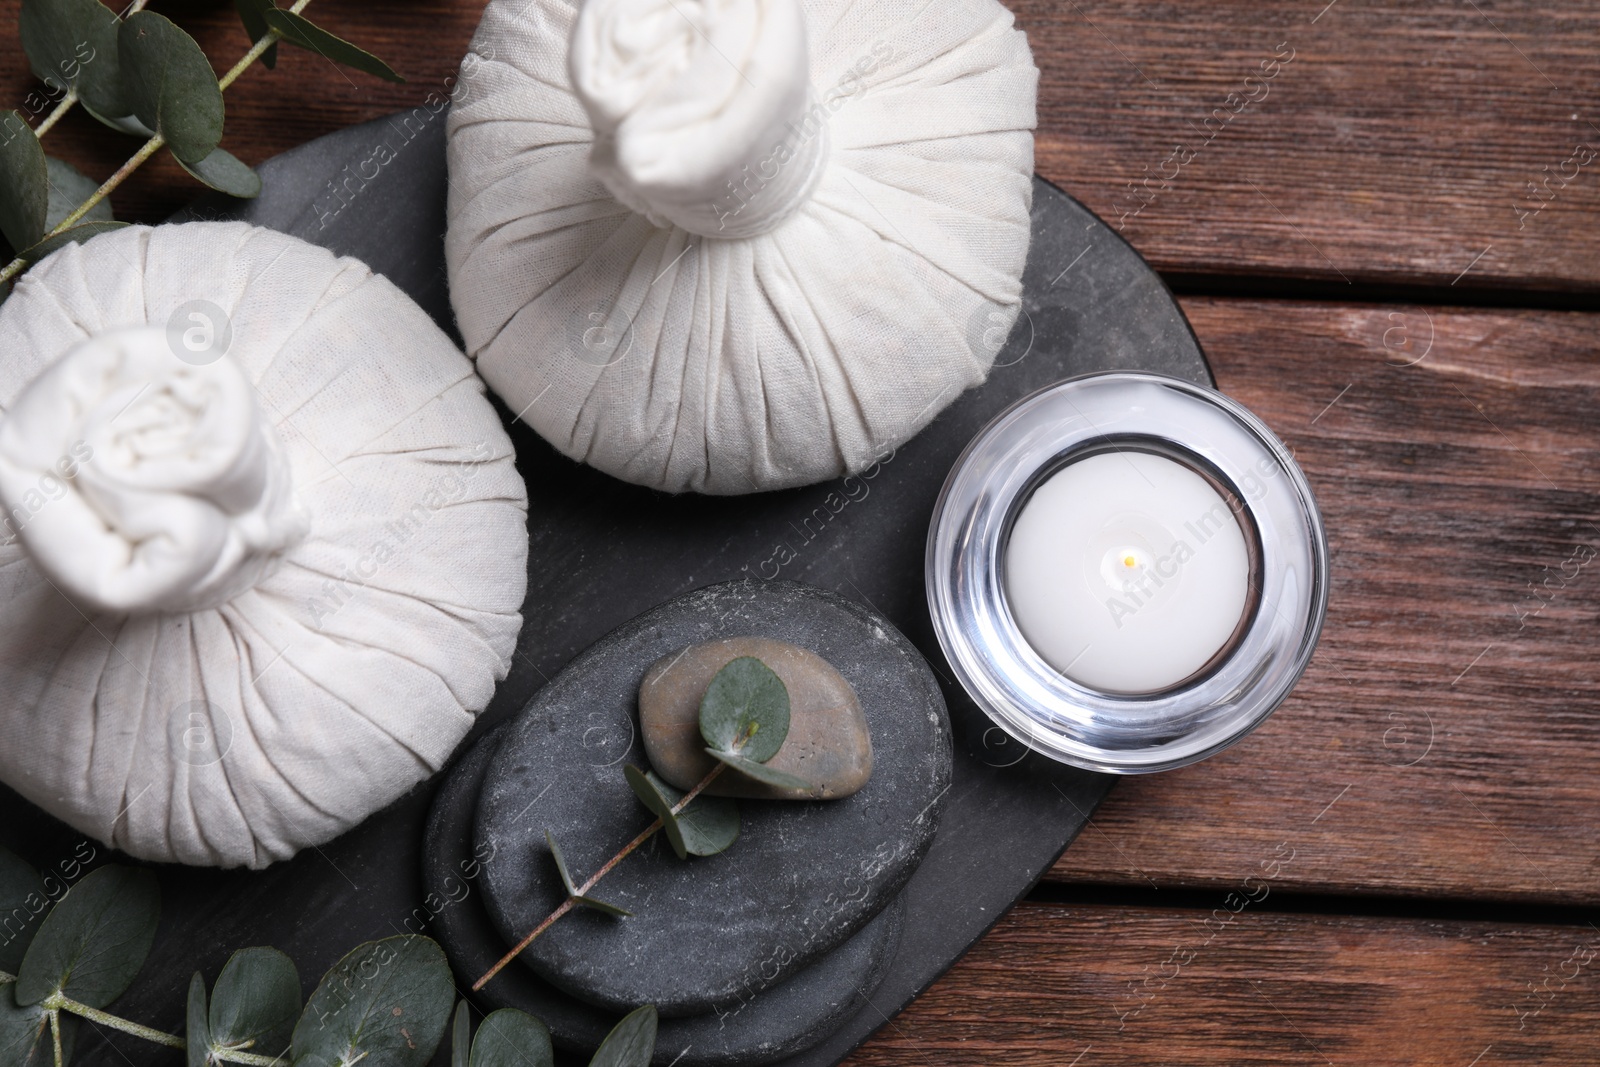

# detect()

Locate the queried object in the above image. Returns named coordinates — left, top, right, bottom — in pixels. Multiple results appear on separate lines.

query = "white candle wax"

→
left=1004, top=450, right=1251, bottom=694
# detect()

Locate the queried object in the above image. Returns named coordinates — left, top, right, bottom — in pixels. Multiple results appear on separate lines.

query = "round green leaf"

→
left=705, top=749, right=815, bottom=791
left=0, top=112, right=49, bottom=253
left=118, top=12, right=224, bottom=164
left=19, top=220, right=128, bottom=265
left=290, top=936, right=454, bottom=1067
left=44, top=157, right=111, bottom=230
left=698, top=657, right=791, bottom=763
left=208, top=947, right=299, bottom=1060
left=19, top=0, right=129, bottom=119
left=0, top=848, right=46, bottom=975
left=627, top=768, right=740, bottom=858
left=261, top=10, right=404, bottom=83
left=176, top=146, right=261, bottom=199
left=185, top=972, right=209, bottom=1067
left=0, top=989, right=75, bottom=1067
left=471, top=1008, right=553, bottom=1067
left=450, top=1001, right=471, bottom=1067
left=589, top=1005, right=657, bottom=1067
left=15, top=865, right=159, bottom=1009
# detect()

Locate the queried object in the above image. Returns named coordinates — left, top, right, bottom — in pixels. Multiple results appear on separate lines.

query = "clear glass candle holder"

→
left=926, top=372, right=1330, bottom=773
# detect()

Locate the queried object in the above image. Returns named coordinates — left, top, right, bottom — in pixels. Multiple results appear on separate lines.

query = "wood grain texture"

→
left=1015, top=0, right=1600, bottom=294
left=844, top=901, right=1600, bottom=1066
left=1049, top=296, right=1600, bottom=904
left=5, top=1, right=1600, bottom=293
left=5, top=2, right=1600, bottom=1062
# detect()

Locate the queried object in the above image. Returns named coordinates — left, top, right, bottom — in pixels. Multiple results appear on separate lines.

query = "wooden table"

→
left=8, top=1, right=1600, bottom=1062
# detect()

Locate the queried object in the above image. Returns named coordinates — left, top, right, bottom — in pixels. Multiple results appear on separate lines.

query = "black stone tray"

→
left=0, top=112, right=1211, bottom=1065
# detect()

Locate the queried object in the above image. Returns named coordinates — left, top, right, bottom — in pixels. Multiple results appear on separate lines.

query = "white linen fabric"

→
left=447, top=0, right=1036, bottom=494
left=0, top=222, right=529, bottom=869
left=0, top=327, right=308, bottom=615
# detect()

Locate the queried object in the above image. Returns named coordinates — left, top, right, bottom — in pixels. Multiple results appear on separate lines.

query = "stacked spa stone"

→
left=424, top=581, right=952, bottom=1065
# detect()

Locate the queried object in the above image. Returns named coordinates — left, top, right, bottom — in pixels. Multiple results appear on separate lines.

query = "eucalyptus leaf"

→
left=545, top=833, right=630, bottom=917
left=623, top=766, right=687, bottom=860
left=261, top=10, right=405, bottom=83
left=699, top=657, right=791, bottom=763
left=176, top=147, right=261, bottom=199
left=589, top=1005, right=657, bottom=1067
left=624, top=767, right=739, bottom=859
left=15, top=865, right=159, bottom=1009
left=45, top=157, right=111, bottom=230
left=471, top=1008, right=553, bottom=1067
left=118, top=12, right=225, bottom=164
left=705, top=749, right=815, bottom=791
left=0, top=848, right=47, bottom=974
left=19, top=220, right=128, bottom=264
left=231, top=0, right=278, bottom=69
left=450, top=1000, right=470, bottom=1067
left=545, top=831, right=581, bottom=898
left=78, top=99, right=153, bottom=138
left=0, top=112, right=49, bottom=253
left=290, top=936, right=454, bottom=1067
left=208, top=947, right=298, bottom=1060
left=0, top=989, right=74, bottom=1067
left=19, top=0, right=129, bottom=118
left=662, top=781, right=740, bottom=858
left=572, top=893, right=631, bottom=918
left=185, top=972, right=209, bottom=1067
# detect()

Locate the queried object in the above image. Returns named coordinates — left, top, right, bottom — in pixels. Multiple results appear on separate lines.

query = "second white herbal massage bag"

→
left=446, top=0, right=1037, bottom=493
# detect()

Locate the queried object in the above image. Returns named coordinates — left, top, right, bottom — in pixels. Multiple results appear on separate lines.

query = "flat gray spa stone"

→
left=424, top=726, right=904, bottom=1066
left=475, top=580, right=951, bottom=1018
left=640, top=636, right=873, bottom=800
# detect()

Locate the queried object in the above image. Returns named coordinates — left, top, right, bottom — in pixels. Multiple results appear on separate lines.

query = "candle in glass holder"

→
left=1005, top=450, right=1251, bottom=694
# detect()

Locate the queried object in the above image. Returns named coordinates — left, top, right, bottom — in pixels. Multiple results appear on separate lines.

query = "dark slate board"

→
left=0, top=111, right=1211, bottom=1065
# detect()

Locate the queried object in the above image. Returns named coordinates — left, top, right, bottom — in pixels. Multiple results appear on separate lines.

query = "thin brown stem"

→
left=472, top=763, right=728, bottom=990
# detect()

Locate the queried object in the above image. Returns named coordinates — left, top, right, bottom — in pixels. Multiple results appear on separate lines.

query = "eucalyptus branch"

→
left=211, top=1048, right=286, bottom=1065
left=31, top=0, right=152, bottom=140
left=33, top=92, right=76, bottom=137
left=472, top=763, right=728, bottom=991
left=43, top=992, right=186, bottom=1049
left=49, top=131, right=161, bottom=234
left=221, top=0, right=314, bottom=92
left=0, top=0, right=315, bottom=290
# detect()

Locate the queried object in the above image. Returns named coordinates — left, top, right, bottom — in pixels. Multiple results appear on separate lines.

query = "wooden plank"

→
left=4, top=2, right=1600, bottom=293
left=844, top=901, right=1600, bottom=1066
left=1049, top=296, right=1600, bottom=903
left=1017, top=0, right=1600, bottom=294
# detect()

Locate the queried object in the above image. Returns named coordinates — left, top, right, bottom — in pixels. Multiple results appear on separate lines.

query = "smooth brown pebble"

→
left=639, top=636, right=873, bottom=800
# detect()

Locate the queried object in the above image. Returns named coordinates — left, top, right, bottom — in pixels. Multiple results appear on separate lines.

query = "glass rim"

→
left=925, top=371, right=1330, bottom=774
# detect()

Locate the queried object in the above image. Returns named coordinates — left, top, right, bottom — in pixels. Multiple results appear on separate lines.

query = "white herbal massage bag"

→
left=0, top=222, right=529, bottom=869
left=446, top=0, right=1037, bottom=493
